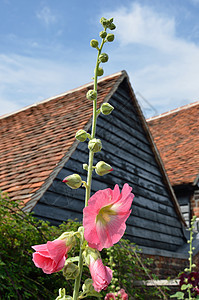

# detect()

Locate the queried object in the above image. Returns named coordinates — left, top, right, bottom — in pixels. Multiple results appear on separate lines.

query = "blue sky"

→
left=1, top=0, right=199, bottom=118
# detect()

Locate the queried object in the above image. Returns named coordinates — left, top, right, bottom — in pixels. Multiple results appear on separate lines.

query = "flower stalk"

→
left=72, top=23, right=112, bottom=300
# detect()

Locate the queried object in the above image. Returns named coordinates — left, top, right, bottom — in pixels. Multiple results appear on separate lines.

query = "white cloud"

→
left=36, top=6, right=57, bottom=26
left=113, top=3, right=176, bottom=52
left=0, top=53, right=91, bottom=116
left=103, top=3, right=199, bottom=116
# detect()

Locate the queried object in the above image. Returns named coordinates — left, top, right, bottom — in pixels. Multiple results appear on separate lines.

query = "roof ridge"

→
left=147, top=100, right=199, bottom=121
left=0, top=71, right=124, bottom=120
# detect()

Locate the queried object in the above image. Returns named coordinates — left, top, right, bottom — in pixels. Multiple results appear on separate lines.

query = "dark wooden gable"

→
left=32, top=77, right=186, bottom=252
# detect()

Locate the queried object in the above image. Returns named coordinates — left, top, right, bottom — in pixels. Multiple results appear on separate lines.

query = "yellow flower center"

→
left=96, top=205, right=117, bottom=226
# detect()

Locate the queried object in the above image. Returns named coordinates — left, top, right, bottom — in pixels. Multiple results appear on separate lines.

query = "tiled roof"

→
left=0, top=71, right=125, bottom=206
left=147, top=101, right=199, bottom=186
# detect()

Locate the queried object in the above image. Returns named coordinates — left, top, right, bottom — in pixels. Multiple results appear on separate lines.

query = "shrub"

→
left=0, top=191, right=167, bottom=299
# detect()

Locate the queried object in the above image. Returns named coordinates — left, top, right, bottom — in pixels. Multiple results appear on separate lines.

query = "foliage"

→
left=170, top=216, right=199, bottom=300
left=0, top=191, right=167, bottom=299
left=102, top=239, right=169, bottom=299
left=0, top=190, right=79, bottom=299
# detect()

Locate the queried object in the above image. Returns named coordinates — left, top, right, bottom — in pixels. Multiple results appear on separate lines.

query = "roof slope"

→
left=0, top=71, right=124, bottom=204
left=147, top=101, right=199, bottom=186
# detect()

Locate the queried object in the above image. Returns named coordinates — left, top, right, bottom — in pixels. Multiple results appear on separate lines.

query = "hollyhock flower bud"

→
left=32, top=240, right=69, bottom=274
left=96, top=67, right=104, bottom=76
left=88, top=138, right=102, bottom=153
left=89, top=256, right=112, bottom=292
left=109, top=23, right=116, bottom=30
left=95, top=161, right=113, bottom=176
left=75, top=129, right=88, bottom=142
left=100, top=17, right=108, bottom=27
left=99, top=53, right=109, bottom=63
left=99, top=31, right=107, bottom=38
left=82, top=278, right=95, bottom=293
left=86, top=89, right=97, bottom=101
left=106, top=33, right=115, bottom=42
left=57, top=231, right=76, bottom=251
left=62, top=174, right=82, bottom=189
left=90, top=39, right=99, bottom=48
left=55, top=288, right=72, bottom=300
left=83, top=163, right=88, bottom=171
left=100, top=103, right=114, bottom=115
left=63, top=262, right=80, bottom=280
left=83, top=184, right=134, bottom=251
left=83, top=246, right=101, bottom=266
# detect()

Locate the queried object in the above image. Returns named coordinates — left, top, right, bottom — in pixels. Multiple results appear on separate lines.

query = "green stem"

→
left=72, top=37, right=106, bottom=300
left=72, top=244, right=84, bottom=300
left=85, top=37, right=106, bottom=207
left=187, top=217, right=196, bottom=300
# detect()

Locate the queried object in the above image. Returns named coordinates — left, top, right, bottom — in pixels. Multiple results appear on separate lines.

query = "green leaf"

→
left=181, top=283, right=193, bottom=290
left=66, top=256, right=79, bottom=263
left=170, top=291, right=184, bottom=299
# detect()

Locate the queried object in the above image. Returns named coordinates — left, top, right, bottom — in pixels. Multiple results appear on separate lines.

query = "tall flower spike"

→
left=83, top=184, right=134, bottom=251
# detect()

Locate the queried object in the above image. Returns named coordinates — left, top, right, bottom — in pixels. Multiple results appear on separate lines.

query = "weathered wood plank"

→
left=33, top=78, right=186, bottom=251
left=33, top=203, right=83, bottom=223
left=67, top=147, right=165, bottom=188
left=96, top=120, right=157, bottom=165
left=128, top=215, right=183, bottom=237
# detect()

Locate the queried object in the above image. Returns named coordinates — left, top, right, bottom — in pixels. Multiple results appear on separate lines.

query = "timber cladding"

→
left=32, top=77, right=187, bottom=253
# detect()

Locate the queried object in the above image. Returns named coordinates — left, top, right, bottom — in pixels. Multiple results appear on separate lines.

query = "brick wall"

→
left=140, top=253, right=187, bottom=279
left=140, top=251, right=199, bottom=279
left=193, top=190, right=199, bottom=218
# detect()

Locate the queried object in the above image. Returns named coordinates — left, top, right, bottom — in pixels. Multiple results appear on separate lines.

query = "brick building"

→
left=147, top=101, right=199, bottom=228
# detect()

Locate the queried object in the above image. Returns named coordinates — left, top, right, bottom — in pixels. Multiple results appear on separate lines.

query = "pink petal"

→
left=89, top=257, right=112, bottom=292
left=54, top=255, right=67, bottom=272
left=83, top=184, right=134, bottom=250
left=32, top=253, right=55, bottom=274
left=47, top=240, right=67, bottom=264
left=32, top=243, right=50, bottom=257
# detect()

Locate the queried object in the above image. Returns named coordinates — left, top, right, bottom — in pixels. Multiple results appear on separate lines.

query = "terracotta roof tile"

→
left=147, top=101, right=199, bottom=186
left=0, top=71, right=124, bottom=205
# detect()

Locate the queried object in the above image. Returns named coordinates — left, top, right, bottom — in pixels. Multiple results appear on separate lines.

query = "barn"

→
left=1, top=70, right=196, bottom=278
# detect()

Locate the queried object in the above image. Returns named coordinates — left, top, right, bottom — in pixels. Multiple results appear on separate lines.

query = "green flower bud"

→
left=82, top=278, right=95, bottom=293
left=100, top=103, right=114, bottom=115
left=106, top=33, right=115, bottom=42
left=55, top=288, right=72, bottom=300
left=62, top=174, right=82, bottom=189
left=109, top=23, right=116, bottom=30
left=99, top=53, right=109, bottom=63
left=83, top=163, right=88, bottom=171
left=100, top=17, right=108, bottom=27
left=95, top=161, right=113, bottom=176
left=75, top=129, right=88, bottom=142
left=83, top=246, right=101, bottom=266
left=57, top=231, right=76, bottom=251
left=63, top=262, right=80, bottom=280
left=96, top=67, right=104, bottom=76
left=86, top=89, right=97, bottom=101
left=90, top=39, right=99, bottom=48
left=99, top=30, right=107, bottom=38
left=88, top=138, right=102, bottom=153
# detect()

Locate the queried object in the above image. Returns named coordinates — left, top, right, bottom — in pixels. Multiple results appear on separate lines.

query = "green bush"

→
left=0, top=191, right=167, bottom=299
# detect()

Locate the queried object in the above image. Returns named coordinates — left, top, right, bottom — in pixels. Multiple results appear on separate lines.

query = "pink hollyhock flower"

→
left=83, top=184, right=134, bottom=251
left=89, top=256, right=112, bottom=292
left=116, top=288, right=128, bottom=300
left=32, top=239, right=69, bottom=274
left=104, top=292, right=116, bottom=300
